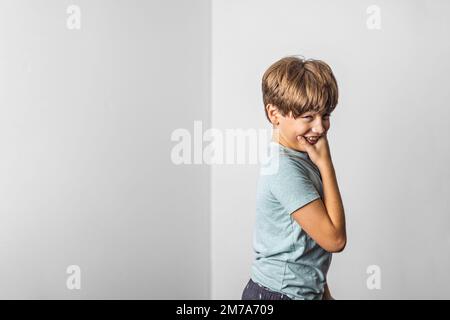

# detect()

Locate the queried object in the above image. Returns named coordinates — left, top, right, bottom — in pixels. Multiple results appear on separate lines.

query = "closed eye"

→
left=302, top=114, right=331, bottom=120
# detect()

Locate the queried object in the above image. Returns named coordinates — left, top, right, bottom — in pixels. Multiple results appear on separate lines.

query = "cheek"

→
left=281, top=118, right=309, bottom=138
left=294, top=126, right=310, bottom=137
left=289, top=126, right=308, bottom=137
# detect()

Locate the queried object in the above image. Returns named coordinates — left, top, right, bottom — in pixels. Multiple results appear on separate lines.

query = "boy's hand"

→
left=296, top=134, right=332, bottom=169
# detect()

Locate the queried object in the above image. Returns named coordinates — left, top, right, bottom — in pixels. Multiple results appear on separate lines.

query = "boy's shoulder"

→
left=261, top=147, right=311, bottom=179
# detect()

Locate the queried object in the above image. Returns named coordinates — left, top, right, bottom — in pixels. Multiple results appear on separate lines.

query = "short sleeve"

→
left=269, top=157, right=321, bottom=215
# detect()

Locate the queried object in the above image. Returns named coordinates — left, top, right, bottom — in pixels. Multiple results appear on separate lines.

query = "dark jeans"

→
left=241, top=278, right=292, bottom=300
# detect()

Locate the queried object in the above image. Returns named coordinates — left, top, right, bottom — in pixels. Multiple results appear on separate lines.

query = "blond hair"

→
left=262, top=56, right=339, bottom=122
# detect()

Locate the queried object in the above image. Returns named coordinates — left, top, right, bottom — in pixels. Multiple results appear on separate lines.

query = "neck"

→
left=272, top=129, right=295, bottom=150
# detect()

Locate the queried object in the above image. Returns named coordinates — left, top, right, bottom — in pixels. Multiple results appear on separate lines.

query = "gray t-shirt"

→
left=250, top=141, right=332, bottom=300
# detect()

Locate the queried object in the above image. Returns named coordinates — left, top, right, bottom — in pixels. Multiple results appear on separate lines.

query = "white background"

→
left=0, top=0, right=449, bottom=299
left=212, top=0, right=450, bottom=299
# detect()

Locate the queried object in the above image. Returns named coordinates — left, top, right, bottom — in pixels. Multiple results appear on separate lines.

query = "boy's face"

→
left=273, top=109, right=331, bottom=153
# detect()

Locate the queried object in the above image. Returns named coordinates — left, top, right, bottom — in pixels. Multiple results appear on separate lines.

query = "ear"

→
left=266, top=104, right=280, bottom=125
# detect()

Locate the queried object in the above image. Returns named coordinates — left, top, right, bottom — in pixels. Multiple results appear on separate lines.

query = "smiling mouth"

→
left=305, top=136, right=319, bottom=143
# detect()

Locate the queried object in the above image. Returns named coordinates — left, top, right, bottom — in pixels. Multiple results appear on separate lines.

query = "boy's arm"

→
left=291, top=159, right=347, bottom=253
left=318, top=160, right=347, bottom=248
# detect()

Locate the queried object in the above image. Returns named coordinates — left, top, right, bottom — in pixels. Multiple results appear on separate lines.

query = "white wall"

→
left=1, top=0, right=450, bottom=300
left=0, top=0, right=211, bottom=299
left=212, top=0, right=450, bottom=299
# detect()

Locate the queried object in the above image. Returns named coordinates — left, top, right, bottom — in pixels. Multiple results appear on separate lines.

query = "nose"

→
left=312, top=122, right=326, bottom=135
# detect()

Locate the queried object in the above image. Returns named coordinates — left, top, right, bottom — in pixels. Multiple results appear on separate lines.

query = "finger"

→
left=297, top=136, right=309, bottom=147
left=298, top=135, right=317, bottom=151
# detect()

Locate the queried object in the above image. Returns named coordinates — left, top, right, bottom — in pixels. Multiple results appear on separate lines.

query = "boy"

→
left=241, top=56, right=346, bottom=300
